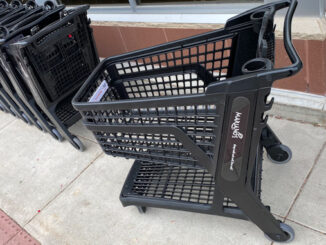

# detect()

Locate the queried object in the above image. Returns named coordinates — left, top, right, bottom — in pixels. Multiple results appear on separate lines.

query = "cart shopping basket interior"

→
left=14, top=5, right=99, bottom=105
left=0, top=0, right=50, bottom=124
left=73, top=0, right=302, bottom=242
left=0, top=2, right=67, bottom=139
left=8, top=4, right=99, bottom=151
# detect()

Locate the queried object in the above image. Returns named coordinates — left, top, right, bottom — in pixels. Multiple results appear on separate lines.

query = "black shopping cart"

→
left=9, top=4, right=99, bottom=151
left=0, top=0, right=41, bottom=122
left=73, top=0, right=302, bottom=242
left=0, top=0, right=19, bottom=115
left=0, top=93, right=11, bottom=113
left=0, top=1, right=65, bottom=140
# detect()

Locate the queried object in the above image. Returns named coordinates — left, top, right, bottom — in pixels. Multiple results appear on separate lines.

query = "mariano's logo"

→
left=231, top=112, right=243, bottom=139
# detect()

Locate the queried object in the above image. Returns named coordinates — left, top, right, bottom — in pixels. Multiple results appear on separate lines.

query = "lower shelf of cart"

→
left=55, top=93, right=81, bottom=127
left=120, top=160, right=254, bottom=218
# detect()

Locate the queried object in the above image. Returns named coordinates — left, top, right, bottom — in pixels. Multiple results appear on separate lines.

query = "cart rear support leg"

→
left=0, top=89, right=22, bottom=118
left=261, top=125, right=292, bottom=164
left=0, top=94, right=11, bottom=113
left=261, top=125, right=281, bottom=148
left=12, top=94, right=43, bottom=127
left=26, top=100, right=63, bottom=140
left=43, top=107, right=84, bottom=151
left=224, top=187, right=293, bottom=242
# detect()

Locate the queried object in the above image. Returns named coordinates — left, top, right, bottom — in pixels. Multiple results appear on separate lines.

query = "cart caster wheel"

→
left=137, top=206, right=146, bottom=214
left=9, top=107, right=16, bottom=117
left=52, top=128, right=63, bottom=142
left=36, top=120, right=44, bottom=131
left=72, top=137, right=85, bottom=152
left=267, top=144, right=292, bottom=164
left=22, top=113, right=32, bottom=124
left=264, top=223, right=295, bottom=243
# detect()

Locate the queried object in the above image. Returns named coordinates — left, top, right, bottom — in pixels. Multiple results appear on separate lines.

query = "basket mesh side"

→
left=92, top=103, right=219, bottom=168
left=83, top=71, right=223, bottom=168
left=51, top=50, right=90, bottom=97
left=114, top=38, right=233, bottom=81
left=79, top=37, right=233, bottom=103
left=123, top=73, right=207, bottom=99
left=264, top=32, right=275, bottom=63
left=28, top=13, right=95, bottom=102
left=126, top=162, right=242, bottom=208
left=79, top=36, right=233, bottom=169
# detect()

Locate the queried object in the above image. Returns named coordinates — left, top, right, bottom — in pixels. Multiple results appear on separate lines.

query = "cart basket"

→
left=73, top=0, right=302, bottom=176
left=0, top=3, right=65, bottom=99
left=9, top=5, right=99, bottom=106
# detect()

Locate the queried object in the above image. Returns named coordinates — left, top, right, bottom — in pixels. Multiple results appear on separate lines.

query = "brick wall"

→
left=91, top=24, right=326, bottom=95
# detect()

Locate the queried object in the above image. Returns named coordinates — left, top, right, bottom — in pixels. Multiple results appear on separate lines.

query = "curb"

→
left=269, top=88, right=326, bottom=126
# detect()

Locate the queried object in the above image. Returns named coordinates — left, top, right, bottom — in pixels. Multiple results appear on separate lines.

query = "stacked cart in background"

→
left=0, top=0, right=98, bottom=151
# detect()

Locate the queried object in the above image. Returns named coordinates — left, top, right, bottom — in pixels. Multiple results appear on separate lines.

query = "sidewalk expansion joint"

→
left=75, top=134, right=98, bottom=144
left=0, top=119, right=16, bottom=133
left=285, top=218, right=326, bottom=236
left=284, top=141, right=326, bottom=221
left=23, top=152, right=104, bottom=227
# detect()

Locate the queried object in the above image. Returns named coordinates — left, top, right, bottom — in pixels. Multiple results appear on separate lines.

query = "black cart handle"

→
left=260, top=0, right=302, bottom=80
left=24, top=5, right=89, bottom=44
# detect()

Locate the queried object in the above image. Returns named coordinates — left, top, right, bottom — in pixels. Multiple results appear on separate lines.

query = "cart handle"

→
left=0, top=0, right=8, bottom=8
left=24, top=5, right=89, bottom=44
left=260, top=0, right=302, bottom=80
left=10, top=0, right=22, bottom=8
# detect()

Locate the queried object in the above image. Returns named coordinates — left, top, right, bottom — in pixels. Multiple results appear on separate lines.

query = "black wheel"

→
left=36, top=120, right=45, bottom=132
left=72, top=137, right=85, bottom=152
left=51, top=128, right=63, bottom=142
left=22, top=113, right=32, bottom=124
left=267, top=144, right=292, bottom=164
left=137, top=206, right=146, bottom=214
left=264, top=223, right=295, bottom=243
left=9, top=107, right=17, bottom=117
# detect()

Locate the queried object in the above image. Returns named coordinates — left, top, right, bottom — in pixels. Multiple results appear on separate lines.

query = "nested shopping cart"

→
left=0, top=0, right=41, bottom=122
left=0, top=0, right=19, bottom=115
left=9, top=4, right=99, bottom=151
left=73, top=0, right=302, bottom=242
left=0, top=0, right=61, bottom=128
left=0, top=93, right=12, bottom=113
left=0, top=1, right=65, bottom=140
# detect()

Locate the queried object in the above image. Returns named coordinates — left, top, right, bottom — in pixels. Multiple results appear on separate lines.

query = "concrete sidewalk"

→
left=0, top=111, right=326, bottom=245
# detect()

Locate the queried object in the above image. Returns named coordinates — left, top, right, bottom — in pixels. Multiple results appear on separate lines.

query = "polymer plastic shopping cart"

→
left=9, top=4, right=99, bottom=151
left=73, top=0, right=302, bottom=242
left=0, top=0, right=41, bottom=122
left=0, top=93, right=12, bottom=113
left=0, top=1, right=66, bottom=140
left=0, top=0, right=19, bottom=114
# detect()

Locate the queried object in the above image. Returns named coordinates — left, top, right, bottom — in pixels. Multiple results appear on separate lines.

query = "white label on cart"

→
left=222, top=97, right=250, bottom=182
left=89, top=80, right=109, bottom=102
left=230, top=143, right=237, bottom=171
left=231, top=112, right=243, bottom=139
